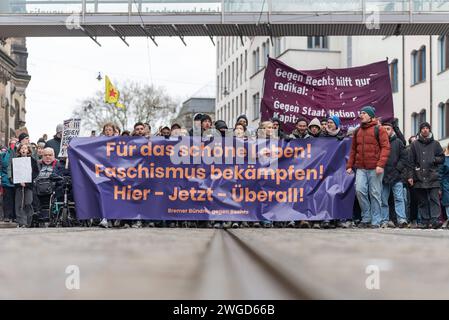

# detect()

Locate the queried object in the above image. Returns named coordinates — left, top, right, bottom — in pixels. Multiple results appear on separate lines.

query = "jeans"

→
left=381, top=181, right=407, bottom=224
left=15, top=187, right=34, bottom=227
left=355, top=169, right=383, bottom=226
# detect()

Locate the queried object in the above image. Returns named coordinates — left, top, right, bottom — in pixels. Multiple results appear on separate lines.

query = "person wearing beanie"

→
left=271, top=116, right=287, bottom=139
left=346, top=105, right=391, bottom=228
left=379, top=121, right=408, bottom=228
left=236, top=114, right=248, bottom=127
left=308, top=118, right=322, bottom=138
left=18, top=133, right=30, bottom=145
left=189, top=113, right=204, bottom=136
left=45, top=123, right=64, bottom=158
left=291, top=117, right=310, bottom=140
left=408, top=121, right=444, bottom=229
left=322, top=115, right=344, bottom=141
left=214, top=120, right=228, bottom=137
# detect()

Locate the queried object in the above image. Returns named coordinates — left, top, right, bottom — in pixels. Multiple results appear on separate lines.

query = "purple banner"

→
left=68, top=137, right=355, bottom=221
left=262, top=58, right=394, bottom=133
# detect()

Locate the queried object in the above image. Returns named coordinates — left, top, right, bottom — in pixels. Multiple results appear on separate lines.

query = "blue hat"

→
left=360, top=106, right=376, bottom=118
left=328, top=115, right=340, bottom=129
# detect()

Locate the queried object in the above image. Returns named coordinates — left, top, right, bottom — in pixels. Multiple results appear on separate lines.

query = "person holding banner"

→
left=1, top=138, right=17, bottom=223
left=346, top=106, right=391, bottom=228
left=12, top=144, right=39, bottom=227
left=290, top=118, right=310, bottom=140
left=322, top=115, right=345, bottom=141
left=308, top=118, right=323, bottom=138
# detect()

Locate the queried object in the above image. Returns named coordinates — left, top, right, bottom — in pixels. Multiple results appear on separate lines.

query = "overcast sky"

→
left=26, top=36, right=216, bottom=141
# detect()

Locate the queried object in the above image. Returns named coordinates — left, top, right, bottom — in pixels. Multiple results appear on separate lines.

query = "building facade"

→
left=0, top=37, right=31, bottom=146
left=216, top=35, right=449, bottom=146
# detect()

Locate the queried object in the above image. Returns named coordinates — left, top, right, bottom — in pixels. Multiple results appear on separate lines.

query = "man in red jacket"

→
left=346, top=106, right=391, bottom=228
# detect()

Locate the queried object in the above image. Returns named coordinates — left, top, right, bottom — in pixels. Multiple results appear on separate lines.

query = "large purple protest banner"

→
left=68, top=136, right=355, bottom=221
left=261, top=58, right=394, bottom=133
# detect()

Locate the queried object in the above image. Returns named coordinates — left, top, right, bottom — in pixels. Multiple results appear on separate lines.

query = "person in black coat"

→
left=11, top=144, right=39, bottom=227
left=408, top=122, right=444, bottom=228
left=380, top=122, right=408, bottom=228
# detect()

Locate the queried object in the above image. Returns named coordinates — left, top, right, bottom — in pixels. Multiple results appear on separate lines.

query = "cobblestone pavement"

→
left=1, top=227, right=449, bottom=299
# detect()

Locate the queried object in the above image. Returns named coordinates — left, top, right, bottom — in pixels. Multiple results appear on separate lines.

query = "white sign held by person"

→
left=59, top=118, right=81, bottom=158
left=12, top=157, right=32, bottom=184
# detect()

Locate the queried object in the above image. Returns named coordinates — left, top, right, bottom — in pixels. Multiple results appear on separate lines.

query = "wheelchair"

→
left=47, top=174, right=78, bottom=227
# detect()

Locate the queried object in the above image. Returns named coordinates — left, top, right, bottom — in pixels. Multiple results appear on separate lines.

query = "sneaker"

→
left=113, top=220, right=121, bottom=228
left=398, top=221, right=408, bottom=228
left=321, top=221, right=331, bottom=229
left=132, top=220, right=143, bottom=228
left=312, top=222, right=321, bottom=229
left=168, top=222, right=177, bottom=228
left=231, top=222, right=240, bottom=229
left=339, top=221, right=353, bottom=228
left=371, top=224, right=380, bottom=229
left=213, top=222, right=222, bottom=229
left=147, top=222, right=156, bottom=228
left=286, top=221, right=296, bottom=228
left=442, top=220, right=449, bottom=229
left=123, top=223, right=130, bottom=229
left=262, top=221, right=273, bottom=228
left=431, top=221, right=443, bottom=229
left=380, top=222, right=389, bottom=229
left=357, top=222, right=370, bottom=229
left=252, top=222, right=261, bottom=228
left=417, top=223, right=428, bottom=229
left=99, top=218, right=109, bottom=228
left=298, top=221, right=311, bottom=229
left=387, top=221, right=396, bottom=228
left=240, top=222, right=249, bottom=228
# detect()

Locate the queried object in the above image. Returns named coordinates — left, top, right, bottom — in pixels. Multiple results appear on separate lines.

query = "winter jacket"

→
left=290, top=129, right=311, bottom=139
left=1, top=148, right=14, bottom=187
left=440, top=156, right=449, bottom=206
left=383, top=134, right=407, bottom=184
left=347, top=121, right=391, bottom=170
left=321, top=128, right=345, bottom=141
left=45, top=135, right=62, bottom=158
left=409, top=133, right=444, bottom=189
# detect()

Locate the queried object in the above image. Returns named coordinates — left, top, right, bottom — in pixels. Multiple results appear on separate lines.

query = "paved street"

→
left=1, top=227, right=449, bottom=299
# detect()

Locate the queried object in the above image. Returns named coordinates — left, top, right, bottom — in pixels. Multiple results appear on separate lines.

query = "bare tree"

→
left=73, top=81, right=178, bottom=133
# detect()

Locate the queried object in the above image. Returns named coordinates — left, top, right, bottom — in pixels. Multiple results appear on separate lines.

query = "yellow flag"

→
left=105, top=76, right=119, bottom=104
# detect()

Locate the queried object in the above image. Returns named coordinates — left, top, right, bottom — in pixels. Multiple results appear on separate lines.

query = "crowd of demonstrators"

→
left=3, top=105, right=449, bottom=230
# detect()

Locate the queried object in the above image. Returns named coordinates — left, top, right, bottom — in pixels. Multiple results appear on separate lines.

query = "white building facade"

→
left=216, top=35, right=449, bottom=146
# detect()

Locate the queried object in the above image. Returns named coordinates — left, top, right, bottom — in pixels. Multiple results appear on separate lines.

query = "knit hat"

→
left=236, top=114, right=248, bottom=125
left=56, top=123, right=64, bottom=133
left=271, top=116, right=281, bottom=125
left=214, top=120, right=228, bottom=131
left=419, top=122, right=431, bottom=131
left=201, top=114, right=212, bottom=123
left=170, top=123, right=181, bottom=131
left=328, top=115, right=341, bottom=129
left=18, top=133, right=29, bottom=143
left=360, top=106, right=376, bottom=118
left=193, top=113, right=203, bottom=121
left=381, top=121, right=393, bottom=127
left=308, top=118, right=321, bottom=130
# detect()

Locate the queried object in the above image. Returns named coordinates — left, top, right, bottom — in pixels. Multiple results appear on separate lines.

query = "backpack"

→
left=354, top=125, right=380, bottom=144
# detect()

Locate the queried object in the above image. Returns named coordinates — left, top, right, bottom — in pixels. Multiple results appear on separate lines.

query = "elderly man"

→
left=35, top=148, right=60, bottom=221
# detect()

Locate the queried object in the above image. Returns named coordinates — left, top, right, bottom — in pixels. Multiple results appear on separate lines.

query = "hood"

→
left=418, top=132, right=434, bottom=144
left=308, top=118, right=321, bottom=129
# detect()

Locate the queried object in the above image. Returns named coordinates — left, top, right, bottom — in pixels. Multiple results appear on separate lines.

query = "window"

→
left=253, top=93, right=260, bottom=120
left=307, top=36, right=328, bottom=49
left=245, top=90, right=248, bottom=114
left=236, top=57, right=239, bottom=88
left=224, top=69, right=227, bottom=96
left=439, top=35, right=449, bottom=72
left=217, top=75, right=220, bottom=101
left=274, top=37, right=282, bottom=57
left=412, top=109, right=427, bottom=135
left=240, top=53, right=243, bottom=85
left=220, top=72, right=223, bottom=100
left=262, top=40, right=269, bottom=68
left=253, top=48, right=260, bottom=74
left=227, top=65, right=230, bottom=92
left=389, top=59, right=398, bottom=93
left=411, top=46, right=426, bottom=85
left=245, top=50, right=248, bottom=80
left=236, top=96, right=239, bottom=120
left=232, top=99, right=235, bottom=123
left=232, top=61, right=235, bottom=91
left=439, top=102, right=449, bottom=139
left=240, top=93, right=243, bottom=116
